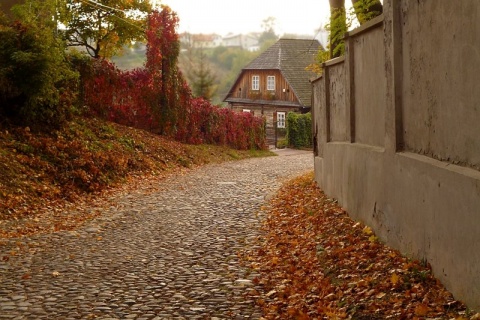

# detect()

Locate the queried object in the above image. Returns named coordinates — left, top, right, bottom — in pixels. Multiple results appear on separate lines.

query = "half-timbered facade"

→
left=223, top=38, right=321, bottom=145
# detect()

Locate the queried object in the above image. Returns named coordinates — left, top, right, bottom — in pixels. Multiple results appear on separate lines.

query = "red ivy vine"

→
left=79, top=6, right=265, bottom=150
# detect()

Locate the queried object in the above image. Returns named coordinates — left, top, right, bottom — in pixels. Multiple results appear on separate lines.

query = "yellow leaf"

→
left=362, top=226, right=373, bottom=235
left=391, top=273, right=400, bottom=285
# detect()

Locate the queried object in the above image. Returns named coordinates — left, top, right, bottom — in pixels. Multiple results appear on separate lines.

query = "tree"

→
left=0, top=0, right=78, bottom=129
left=328, top=0, right=347, bottom=58
left=258, top=16, right=278, bottom=46
left=60, top=0, right=151, bottom=59
left=145, top=6, right=183, bottom=135
left=327, top=0, right=383, bottom=58
left=190, top=49, right=217, bottom=101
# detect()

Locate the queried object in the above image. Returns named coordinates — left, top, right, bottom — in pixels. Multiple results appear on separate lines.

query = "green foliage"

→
left=329, top=6, right=348, bottom=58
left=286, top=112, right=312, bottom=149
left=309, top=0, right=383, bottom=73
left=0, top=0, right=79, bottom=129
left=60, top=0, right=151, bottom=59
left=189, top=49, right=217, bottom=101
left=179, top=46, right=259, bottom=106
left=352, top=0, right=383, bottom=25
left=277, top=138, right=288, bottom=149
left=306, top=48, right=330, bottom=74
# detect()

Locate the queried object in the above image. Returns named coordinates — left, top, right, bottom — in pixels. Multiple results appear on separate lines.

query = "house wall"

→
left=229, top=103, right=298, bottom=145
left=312, top=0, right=480, bottom=310
left=230, top=104, right=298, bottom=126
left=230, top=70, right=299, bottom=103
left=1, top=0, right=23, bottom=14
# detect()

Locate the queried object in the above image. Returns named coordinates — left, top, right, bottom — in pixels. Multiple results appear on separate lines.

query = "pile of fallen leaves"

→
left=0, top=117, right=272, bottom=238
left=246, top=172, right=477, bottom=319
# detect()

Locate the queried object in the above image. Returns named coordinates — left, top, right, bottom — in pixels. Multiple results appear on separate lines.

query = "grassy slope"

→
left=0, top=117, right=273, bottom=237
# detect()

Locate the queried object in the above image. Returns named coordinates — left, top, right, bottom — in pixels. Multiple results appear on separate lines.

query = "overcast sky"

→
left=154, top=0, right=334, bottom=37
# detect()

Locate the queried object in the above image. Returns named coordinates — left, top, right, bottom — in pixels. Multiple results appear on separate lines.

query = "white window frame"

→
left=252, top=75, right=260, bottom=90
left=277, top=112, right=286, bottom=128
left=242, top=109, right=251, bottom=113
left=267, top=76, right=275, bottom=91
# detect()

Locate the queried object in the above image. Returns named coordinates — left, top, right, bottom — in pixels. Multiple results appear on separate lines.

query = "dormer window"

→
left=267, top=76, right=275, bottom=91
left=252, top=75, right=260, bottom=90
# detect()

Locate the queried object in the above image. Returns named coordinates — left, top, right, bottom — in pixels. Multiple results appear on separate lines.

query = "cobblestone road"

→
left=0, top=150, right=313, bottom=319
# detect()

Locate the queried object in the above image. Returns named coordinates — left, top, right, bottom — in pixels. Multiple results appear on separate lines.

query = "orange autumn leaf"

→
left=414, top=303, right=429, bottom=316
left=241, top=173, right=468, bottom=319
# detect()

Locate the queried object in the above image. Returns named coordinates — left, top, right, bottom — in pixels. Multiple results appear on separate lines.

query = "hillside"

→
left=0, top=117, right=273, bottom=238
left=112, top=43, right=260, bottom=106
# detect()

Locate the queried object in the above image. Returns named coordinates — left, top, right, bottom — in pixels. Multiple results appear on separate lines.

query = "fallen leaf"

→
left=363, top=226, right=373, bottom=235
left=391, top=273, right=400, bottom=285
left=414, top=303, right=429, bottom=316
left=375, top=292, right=386, bottom=299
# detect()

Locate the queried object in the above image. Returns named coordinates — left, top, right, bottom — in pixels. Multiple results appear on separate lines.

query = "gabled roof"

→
left=225, top=38, right=321, bottom=107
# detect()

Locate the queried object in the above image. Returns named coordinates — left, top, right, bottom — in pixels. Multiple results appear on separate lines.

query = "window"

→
left=252, top=75, right=259, bottom=90
left=277, top=112, right=286, bottom=128
left=267, top=76, right=275, bottom=91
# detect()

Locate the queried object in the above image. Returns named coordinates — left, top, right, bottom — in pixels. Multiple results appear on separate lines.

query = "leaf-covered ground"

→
left=0, top=117, right=273, bottom=238
left=245, top=173, right=478, bottom=319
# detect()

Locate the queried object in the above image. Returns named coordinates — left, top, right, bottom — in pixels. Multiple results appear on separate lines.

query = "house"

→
left=179, top=33, right=222, bottom=49
left=222, top=33, right=260, bottom=51
left=223, top=38, right=321, bottom=145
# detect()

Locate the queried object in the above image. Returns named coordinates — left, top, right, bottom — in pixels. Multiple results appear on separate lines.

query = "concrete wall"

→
left=400, top=1, right=480, bottom=170
left=351, top=23, right=386, bottom=147
left=312, top=0, right=480, bottom=310
left=326, top=57, right=348, bottom=142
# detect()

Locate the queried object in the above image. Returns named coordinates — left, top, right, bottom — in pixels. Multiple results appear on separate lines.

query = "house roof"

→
left=225, top=38, right=321, bottom=107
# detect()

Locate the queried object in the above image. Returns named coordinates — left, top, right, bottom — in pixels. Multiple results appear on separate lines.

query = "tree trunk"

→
left=329, top=0, right=345, bottom=9
left=351, top=0, right=383, bottom=25
left=329, top=0, right=346, bottom=58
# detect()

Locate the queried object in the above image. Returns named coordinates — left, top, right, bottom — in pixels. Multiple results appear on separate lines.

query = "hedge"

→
left=286, top=112, right=312, bottom=149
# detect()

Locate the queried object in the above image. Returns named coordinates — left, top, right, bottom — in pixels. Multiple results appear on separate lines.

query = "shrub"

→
left=0, top=6, right=78, bottom=130
left=286, top=112, right=312, bottom=149
left=277, top=138, right=288, bottom=149
left=75, top=7, right=267, bottom=150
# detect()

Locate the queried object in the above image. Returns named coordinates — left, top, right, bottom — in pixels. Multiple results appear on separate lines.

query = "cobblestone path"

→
left=0, top=151, right=312, bottom=319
